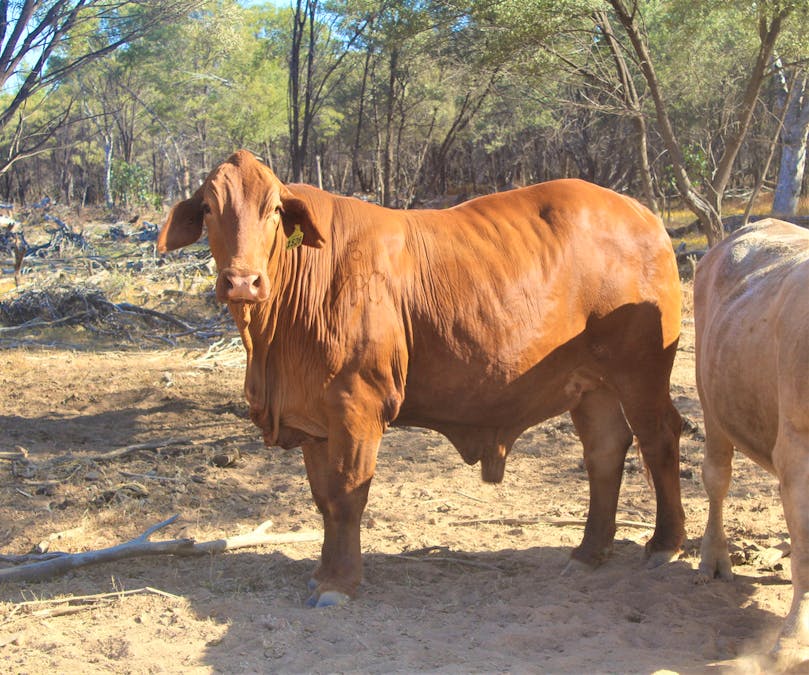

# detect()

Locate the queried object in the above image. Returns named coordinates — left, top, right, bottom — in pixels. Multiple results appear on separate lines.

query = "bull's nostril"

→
left=252, top=277, right=261, bottom=288
left=225, top=278, right=234, bottom=290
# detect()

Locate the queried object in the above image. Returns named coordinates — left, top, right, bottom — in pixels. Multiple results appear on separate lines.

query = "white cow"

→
left=695, top=218, right=809, bottom=667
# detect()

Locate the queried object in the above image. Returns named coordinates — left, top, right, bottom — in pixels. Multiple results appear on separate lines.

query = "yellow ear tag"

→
left=286, top=224, right=304, bottom=250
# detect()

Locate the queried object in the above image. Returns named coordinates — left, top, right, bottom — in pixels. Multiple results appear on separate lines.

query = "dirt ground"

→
left=0, top=289, right=797, bottom=674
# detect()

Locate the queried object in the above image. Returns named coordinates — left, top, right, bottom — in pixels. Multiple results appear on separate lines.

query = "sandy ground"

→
left=0, top=307, right=797, bottom=674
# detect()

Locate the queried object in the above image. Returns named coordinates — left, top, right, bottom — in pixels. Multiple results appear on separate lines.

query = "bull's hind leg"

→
left=569, top=387, right=634, bottom=567
left=620, top=387, right=684, bottom=565
left=610, top=344, right=685, bottom=566
left=587, top=304, right=685, bottom=564
left=771, top=422, right=809, bottom=668
left=697, top=415, right=734, bottom=582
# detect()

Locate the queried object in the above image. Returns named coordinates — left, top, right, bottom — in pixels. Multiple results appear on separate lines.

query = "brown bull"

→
left=158, top=150, right=684, bottom=607
left=695, top=219, right=809, bottom=668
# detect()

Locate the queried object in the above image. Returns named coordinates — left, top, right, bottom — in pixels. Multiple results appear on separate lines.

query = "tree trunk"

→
left=608, top=0, right=723, bottom=244
left=288, top=0, right=307, bottom=182
left=773, top=70, right=809, bottom=215
left=382, top=47, right=399, bottom=207
left=103, top=134, right=113, bottom=208
left=351, top=44, right=373, bottom=195
left=608, top=0, right=788, bottom=246
left=707, top=11, right=786, bottom=222
left=596, top=10, right=658, bottom=214
left=301, top=0, right=318, bottom=182
left=633, top=115, right=658, bottom=214
left=743, top=67, right=800, bottom=225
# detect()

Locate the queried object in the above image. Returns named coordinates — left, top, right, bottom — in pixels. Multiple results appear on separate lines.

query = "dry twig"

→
left=0, top=586, right=182, bottom=627
left=89, top=438, right=192, bottom=462
left=395, top=553, right=502, bottom=571
left=0, top=448, right=27, bottom=461
left=448, top=517, right=655, bottom=530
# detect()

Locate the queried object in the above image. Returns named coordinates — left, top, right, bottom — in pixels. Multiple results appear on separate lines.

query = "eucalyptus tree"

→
left=607, top=0, right=807, bottom=244
left=113, top=0, right=271, bottom=197
left=333, top=0, right=506, bottom=206
left=287, top=0, right=375, bottom=182
left=773, top=68, right=809, bottom=214
left=218, top=3, right=288, bottom=166
left=436, top=0, right=661, bottom=204
left=770, top=21, right=809, bottom=216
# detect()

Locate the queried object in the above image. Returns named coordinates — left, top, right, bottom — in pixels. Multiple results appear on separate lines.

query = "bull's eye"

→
left=202, top=203, right=212, bottom=215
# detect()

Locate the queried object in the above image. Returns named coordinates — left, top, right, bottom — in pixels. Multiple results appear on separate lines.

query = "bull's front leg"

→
left=301, top=417, right=381, bottom=608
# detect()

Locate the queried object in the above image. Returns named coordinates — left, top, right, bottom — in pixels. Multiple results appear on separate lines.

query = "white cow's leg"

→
left=771, top=424, right=809, bottom=668
left=698, top=415, right=735, bottom=581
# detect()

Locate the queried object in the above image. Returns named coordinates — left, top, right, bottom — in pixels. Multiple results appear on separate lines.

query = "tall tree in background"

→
left=608, top=0, right=796, bottom=244
left=287, top=0, right=373, bottom=182
left=773, top=68, right=809, bottom=214
left=1, top=0, right=807, bottom=215
left=0, top=0, right=197, bottom=174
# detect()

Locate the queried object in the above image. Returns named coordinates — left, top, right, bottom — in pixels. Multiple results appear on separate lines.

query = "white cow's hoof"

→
left=696, top=560, right=733, bottom=583
left=770, top=639, right=809, bottom=672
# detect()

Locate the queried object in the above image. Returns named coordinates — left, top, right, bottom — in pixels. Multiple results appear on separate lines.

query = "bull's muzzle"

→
left=217, top=268, right=270, bottom=303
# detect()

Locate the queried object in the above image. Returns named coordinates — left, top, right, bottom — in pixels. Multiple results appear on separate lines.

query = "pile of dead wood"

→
left=0, top=285, right=227, bottom=345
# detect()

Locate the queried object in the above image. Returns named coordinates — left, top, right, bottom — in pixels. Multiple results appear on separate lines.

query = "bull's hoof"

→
left=645, top=548, right=680, bottom=568
left=305, top=589, right=351, bottom=608
left=560, top=557, right=594, bottom=577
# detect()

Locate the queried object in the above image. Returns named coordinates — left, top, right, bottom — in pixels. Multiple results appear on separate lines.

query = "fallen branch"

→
left=0, top=515, right=321, bottom=584
left=548, top=518, right=654, bottom=530
left=112, top=302, right=197, bottom=332
left=0, top=312, right=92, bottom=334
left=0, top=552, right=67, bottom=564
left=17, top=586, right=181, bottom=608
left=0, top=448, right=27, bottom=461
left=452, top=490, right=487, bottom=503
left=118, top=470, right=184, bottom=482
left=448, top=517, right=654, bottom=530
left=0, top=586, right=181, bottom=628
left=89, top=438, right=192, bottom=462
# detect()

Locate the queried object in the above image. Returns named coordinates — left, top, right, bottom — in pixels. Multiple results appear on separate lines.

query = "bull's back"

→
left=694, top=219, right=809, bottom=465
left=399, top=179, right=680, bottom=424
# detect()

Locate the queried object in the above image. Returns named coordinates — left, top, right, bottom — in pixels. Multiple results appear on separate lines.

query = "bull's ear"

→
left=279, top=187, right=326, bottom=249
left=157, top=188, right=204, bottom=253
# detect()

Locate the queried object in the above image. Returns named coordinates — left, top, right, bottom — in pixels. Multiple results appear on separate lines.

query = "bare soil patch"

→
left=0, top=279, right=793, bottom=673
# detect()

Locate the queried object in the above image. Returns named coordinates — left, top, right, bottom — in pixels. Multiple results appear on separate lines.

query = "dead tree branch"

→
left=0, top=516, right=321, bottom=584
left=89, top=438, right=192, bottom=463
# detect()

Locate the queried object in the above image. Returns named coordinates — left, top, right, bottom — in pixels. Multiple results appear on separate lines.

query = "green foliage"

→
left=111, top=160, right=160, bottom=209
left=660, top=144, right=711, bottom=192
left=3, top=0, right=809, bottom=208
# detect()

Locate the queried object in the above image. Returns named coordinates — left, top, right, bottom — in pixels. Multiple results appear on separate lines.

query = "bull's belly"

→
left=394, top=361, right=604, bottom=483
left=395, top=362, right=603, bottom=432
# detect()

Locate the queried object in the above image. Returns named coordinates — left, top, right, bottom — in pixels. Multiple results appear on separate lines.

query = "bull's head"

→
left=157, top=150, right=326, bottom=303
